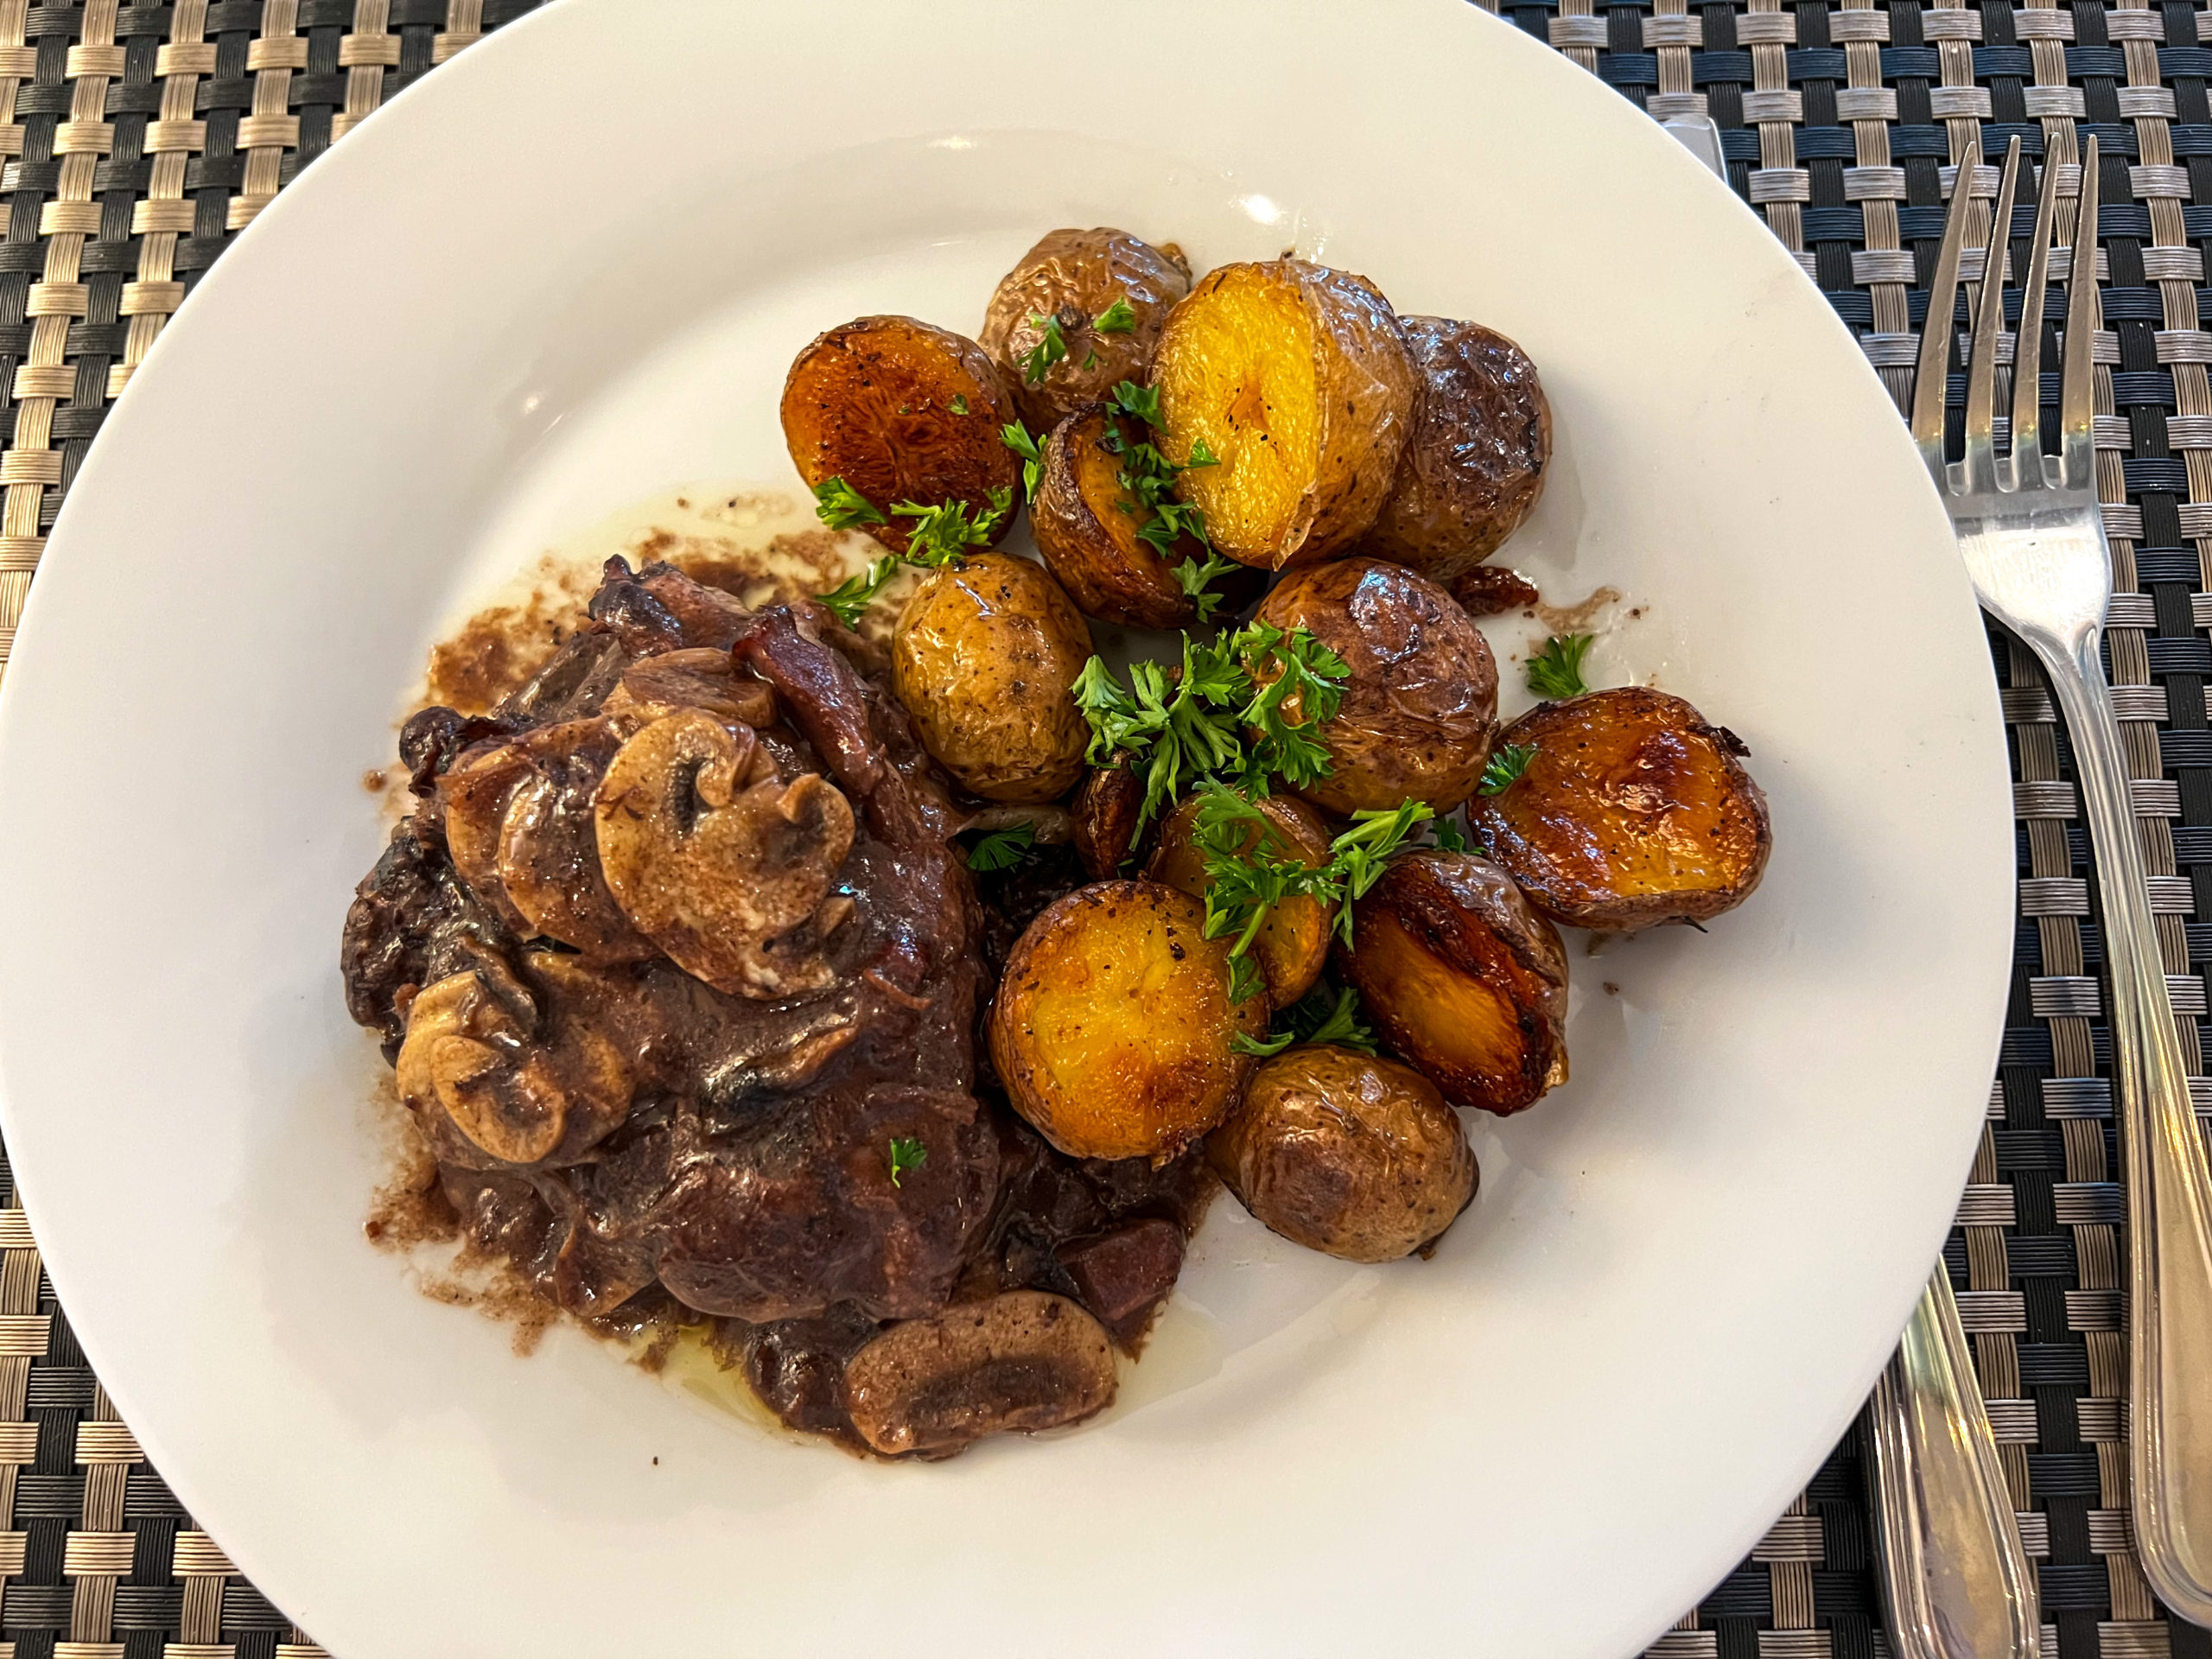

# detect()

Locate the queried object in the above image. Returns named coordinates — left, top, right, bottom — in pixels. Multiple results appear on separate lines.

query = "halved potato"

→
left=891, top=551, right=1091, bottom=804
left=1151, top=260, right=1417, bottom=570
left=1355, top=316, right=1552, bottom=581
left=1071, top=765, right=1147, bottom=878
left=1208, top=1044, right=1477, bottom=1262
left=1254, top=556, right=1497, bottom=814
left=780, top=315, right=1020, bottom=556
left=988, top=880, right=1268, bottom=1160
left=1334, top=851, right=1568, bottom=1116
left=1145, top=791, right=1334, bottom=1007
left=1031, top=404, right=1257, bottom=629
left=1469, top=686, right=1771, bottom=930
left=980, top=227, right=1192, bottom=430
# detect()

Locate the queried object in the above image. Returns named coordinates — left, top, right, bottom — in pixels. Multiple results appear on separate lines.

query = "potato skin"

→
left=1209, top=1045, right=1477, bottom=1262
left=1152, top=260, right=1419, bottom=570
left=1255, top=556, right=1497, bottom=814
left=780, top=315, right=1020, bottom=556
left=988, top=880, right=1269, bottom=1161
left=981, top=228, right=1192, bottom=431
left=1356, top=318, right=1552, bottom=582
left=1071, top=765, right=1147, bottom=879
left=1336, top=852, right=1569, bottom=1116
left=890, top=552, right=1090, bottom=804
left=1031, top=404, right=1259, bottom=629
left=1146, top=791, right=1335, bottom=1007
left=1470, top=686, right=1772, bottom=929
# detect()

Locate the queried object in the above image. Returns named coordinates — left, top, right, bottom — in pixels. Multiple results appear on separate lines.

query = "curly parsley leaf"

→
left=1112, top=380, right=1166, bottom=429
left=1000, top=420, right=1044, bottom=502
left=1479, top=741, right=1538, bottom=797
left=1238, top=622, right=1350, bottom=791
left=816, top=555, right=900, bottom=631
left=812, top=475, right=887, bottom=531
left=887, top=1136, right=928, bottom=1188
left=1092, top=297, right=1138, bottom=334
left=893, top=488, right=1011, bottom=567
left=1228, top=951, right=1268, bottom=1006
left=1021, top=313, right=1069, bottom=385
left=1525, top=633, right=1594, bottom=700
left=1172, top=549, right=1242, bottom=625
left=1327, top=802, right=1435, bottom=942
left=1232, top=983, right=1378, bottom=1058
left=1432, top=815, right=1471, bottom=853
left=964, top=820, right=1036, bottom=873
left=949, top=393, right=970, bottom=416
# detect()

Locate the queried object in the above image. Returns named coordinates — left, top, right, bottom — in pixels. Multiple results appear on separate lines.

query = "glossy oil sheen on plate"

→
left=0, top=1, right=2012, bottom=1654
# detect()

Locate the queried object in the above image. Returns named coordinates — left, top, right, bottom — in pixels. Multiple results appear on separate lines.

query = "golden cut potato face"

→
left=1254, top=556, right=1497, bottom=814
left=980, top=227, right=1192, bottom=431
left=1471, top=685, right=1772, bottom=930
left=1031, top=405, right=1209, bottom=630
left=1357, top=316, right=1553, bottom=582
left=779, top=315, right=1020, bottom=555
left=1208, top=1045, right=1478, bottom=1262
left=1152, top=261, right=1419, bottom=570
left=1145, top=791, right=1334, bottom=1007
left=889, top=552, right=1091, bottom=804
left=1336, top=851, right=1570, bottom=1116
left=987, top=880, right=1268, bottom=1162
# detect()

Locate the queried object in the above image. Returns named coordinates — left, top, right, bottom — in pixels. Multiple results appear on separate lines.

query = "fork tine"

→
left=2011, top=147, right=2063, bottom=490
left=1963, top=138, right=2022, bottom=495
left=1912, top=135, right=1981, bottom=478
left=2061, top=134, right=2101, bottom=491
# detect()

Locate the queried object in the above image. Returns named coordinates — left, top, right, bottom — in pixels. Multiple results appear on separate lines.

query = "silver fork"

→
left=1913, top=132, right=2212, bottom=1630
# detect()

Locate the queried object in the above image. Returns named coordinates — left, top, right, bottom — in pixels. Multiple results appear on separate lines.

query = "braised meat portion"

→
left=340, top=557, right=1207, bottom=1456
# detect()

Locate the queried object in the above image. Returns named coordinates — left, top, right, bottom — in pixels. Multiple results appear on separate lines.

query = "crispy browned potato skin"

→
left=1209, top=1045, right=1477, bottom=1262
left=1336, top=852, right=1569, bottom=1116
left=1146, top=791, right=1335, bottom=1007
left=988, top=880, right=1268, bottom=1161
left=1152, top=260, right=1418, bottom=571
left=980, top=228, right=1192, bottom=431
left=1031, top=404, right=1260, bottom=629
left=890, top=552, right=1090, bottom=804
left=1255, top=556, right=1497, bottom=814
left=1071, top=765, right=1147, bottom=879
left=1355, top=317, right=1551, bottom=582
left=1470, top=686, right=1772, bottom=929
left=780, top=315, right=1020, bottom=556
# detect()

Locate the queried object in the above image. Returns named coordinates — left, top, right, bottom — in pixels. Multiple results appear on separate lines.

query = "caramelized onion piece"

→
left=842, top=1291, right=1117, bottom=1457
left=593, top=711, right=855, bottom=998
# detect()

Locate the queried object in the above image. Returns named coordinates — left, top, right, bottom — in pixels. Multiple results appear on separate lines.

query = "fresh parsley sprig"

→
left=1020, top=313, right=1070, bottom=385
left=1237, top=622, right=1349, bottom=791
left=812, top=476, right=887, bottom=531
left=894, top=488, right=1013, bottom=567
left=963, top=820, right=1036, bottom=873
left=817, top=555, right=900, bottom=631
left=1001, top=420, right=1044, bottom=501
left=1233, top=984, right=1379, bottom=1058
left=1479, top=741, right=1538, bottom=797
left=1092, top=297, right=1137, bottom=334
left=887, top=1136, right=928, bottom=1187
left=1526, top=633, right=1594, bottom=700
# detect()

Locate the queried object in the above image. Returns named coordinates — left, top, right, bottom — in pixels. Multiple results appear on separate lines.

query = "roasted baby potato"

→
left=1031, top=404, right=1258, bottom=629
left=780, top=315, right=1020, bottom=555
left=988, top=880, right=1269, bottom=1161
left=1151, top=259, right=1417, bottom=570
left=1356, top=317, right=1551, bottom=582
left=1071, top=764, right=1147, bottom=878
left=980, top=227, right=1192, bottom=431
left=1254, top=556, right=1497, bottom=814
left=1470, top=686, right=1771, bottom=929
left=1335, top=851, right=1568, bottom=1116
left=891, top=552, right=1091, bottom=803
left=1208, top=1045, right=1477, bottom=1262
left=1145, top=791, right=1335, bottom=1007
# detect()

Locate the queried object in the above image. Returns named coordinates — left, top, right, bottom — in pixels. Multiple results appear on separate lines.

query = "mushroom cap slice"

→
left=593, top=710, right=858, bottom=999
left=494, top=721, right=657, bottom=963
left=394, top=966, right=633, bottom=1166
left=842, top=1291, right=1118, bottom=1457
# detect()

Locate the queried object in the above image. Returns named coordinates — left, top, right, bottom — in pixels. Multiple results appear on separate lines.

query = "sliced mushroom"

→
left=601, top=647, right=778, bottom=735
left=435, top=742, right=533, bottom=931
left=842, top=1290, right=1118, bottom=1457
left=394, top=963, right=633, bottom=1166
left=594, top=710, right=857, bottom=998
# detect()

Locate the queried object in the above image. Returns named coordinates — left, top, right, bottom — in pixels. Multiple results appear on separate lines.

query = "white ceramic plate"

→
left=0, top=1, right=2013, bottom=1654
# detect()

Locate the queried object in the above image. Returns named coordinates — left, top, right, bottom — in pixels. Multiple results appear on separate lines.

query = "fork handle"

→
left=1869, top=1268, right=2044, bottom=1659
left=2040, top=629, right=2212, bottom=1625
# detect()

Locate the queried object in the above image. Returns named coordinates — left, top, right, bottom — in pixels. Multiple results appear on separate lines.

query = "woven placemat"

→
left=0, top=0, right=2199, bottom=1654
